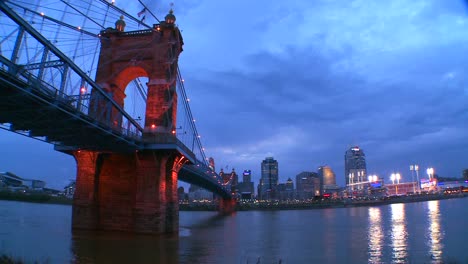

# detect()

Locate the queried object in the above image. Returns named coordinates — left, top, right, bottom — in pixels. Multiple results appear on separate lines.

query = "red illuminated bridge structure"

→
left=0, top=0, right=235, bottom=235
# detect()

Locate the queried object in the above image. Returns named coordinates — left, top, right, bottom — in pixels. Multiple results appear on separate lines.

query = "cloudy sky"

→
left=1, top=0, right=467, bottom=189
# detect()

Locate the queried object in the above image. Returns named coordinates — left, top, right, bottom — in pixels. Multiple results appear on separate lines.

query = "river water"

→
left=0, top=198, right=467, bottom=263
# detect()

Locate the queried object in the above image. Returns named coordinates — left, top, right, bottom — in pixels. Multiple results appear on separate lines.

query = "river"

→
left=0, top=198, right=467, bottom=263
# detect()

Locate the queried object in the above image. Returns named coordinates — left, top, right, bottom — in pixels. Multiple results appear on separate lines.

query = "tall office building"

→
left=258, top=157, right=278, bottom=200
left=242, top=170, right=252, bottom=183
left=238, top=170, right=255, bottom=200
left=345, top=146, right=367, bottom=189
left=318, top=165, right=338, bottom=194
left=295, top=171, right=320, bottom=198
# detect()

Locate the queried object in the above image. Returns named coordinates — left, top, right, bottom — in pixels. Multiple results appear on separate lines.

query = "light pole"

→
left=410, top=165, right=416, bottom=193
left=427, top=167, right=434, bottom=180
left=396, top=173, right=401, bottom=195
left=415, top=165, right=420, bottom=193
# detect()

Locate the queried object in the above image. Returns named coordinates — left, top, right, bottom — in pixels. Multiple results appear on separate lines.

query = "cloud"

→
left=178, top=0, right=468, bottom=185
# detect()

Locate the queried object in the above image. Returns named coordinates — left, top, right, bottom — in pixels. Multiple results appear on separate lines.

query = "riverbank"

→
left=180, top=192, right=468, bottom=211
left=1, top=190, right=466, bottom=210
left=0, top=191, right=72, bottom=205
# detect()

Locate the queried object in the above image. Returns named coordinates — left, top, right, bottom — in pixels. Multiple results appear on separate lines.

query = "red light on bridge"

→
left=151, top=124, right=156, bottom=129
left=80, top=87, right=86, bottom=94
left=172, top=130, right=176, bottom=134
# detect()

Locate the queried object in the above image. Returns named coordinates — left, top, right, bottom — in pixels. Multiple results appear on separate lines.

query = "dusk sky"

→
left=1, top=0, right=467, bottom=189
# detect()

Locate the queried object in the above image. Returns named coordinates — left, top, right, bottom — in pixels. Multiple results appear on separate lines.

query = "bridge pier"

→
left=219, top=198, right=236, bottom=215
left=72, top=150, right=185, bottom=235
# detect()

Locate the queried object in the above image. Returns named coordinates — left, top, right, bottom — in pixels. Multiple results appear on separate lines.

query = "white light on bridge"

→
left=40, top=12, right=45, bottom=16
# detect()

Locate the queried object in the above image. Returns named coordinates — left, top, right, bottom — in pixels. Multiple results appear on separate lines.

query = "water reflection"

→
left=71, top=230, right=179, bottom=264
left=367, top=207, right=383, bottom=263
left=390, top=203, right=408, bottom=263
left=427, top=200, right=443, bottom=261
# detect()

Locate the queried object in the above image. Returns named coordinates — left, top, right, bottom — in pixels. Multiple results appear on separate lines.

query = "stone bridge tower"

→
left=72, top=10, right=188, bottom=235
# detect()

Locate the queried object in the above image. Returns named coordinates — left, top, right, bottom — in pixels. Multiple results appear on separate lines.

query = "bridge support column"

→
left=219, top=198, right=236, bottom=215
left=71, top=150, right=185, bottom=235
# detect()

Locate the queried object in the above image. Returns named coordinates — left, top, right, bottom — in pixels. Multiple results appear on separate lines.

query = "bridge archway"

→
left=91, top=18, right=183, bottom=135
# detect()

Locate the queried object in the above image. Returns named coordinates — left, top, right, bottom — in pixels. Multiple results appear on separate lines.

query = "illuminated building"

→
left=242, top=169, right=252, bottom=183
left=318, top=166, right=339, bottom=195
left=295, top=171, right=320, bottom=199
left=277, top=178, right=294, bottom=201
left=258, top=157, right=278, bottom=200
left=345, top=146, right=367, bottom=191
left=238, top=170, right=254, bottom=200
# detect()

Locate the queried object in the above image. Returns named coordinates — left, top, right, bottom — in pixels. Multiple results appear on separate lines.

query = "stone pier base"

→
left=72, top=150, right=184, bottom=235
left=219, top=198, right=236, bottom=215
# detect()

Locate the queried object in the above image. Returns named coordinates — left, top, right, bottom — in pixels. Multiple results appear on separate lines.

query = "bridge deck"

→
left=0, top=69, right=141, bottom=152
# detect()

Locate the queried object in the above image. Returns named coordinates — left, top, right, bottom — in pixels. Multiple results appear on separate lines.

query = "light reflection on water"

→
left=0, top=199, right=467, bottom=263
left=367, top=207, right=383, bottom=263
left=390, top=203, right=408, bottom=263
left=427, top=200, right=443, bottom=261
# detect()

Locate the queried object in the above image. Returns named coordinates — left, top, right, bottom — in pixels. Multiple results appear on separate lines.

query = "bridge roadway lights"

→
left=71, top=149, right=185, bottom=235
left=219, top=198, right=236, bottom=215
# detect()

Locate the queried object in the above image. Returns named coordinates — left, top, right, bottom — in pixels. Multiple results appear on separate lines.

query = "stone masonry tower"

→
left=71, top=9, right=188, bottom=235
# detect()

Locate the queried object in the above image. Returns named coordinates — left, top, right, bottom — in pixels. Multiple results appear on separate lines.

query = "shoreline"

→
left=180, top=192, right=468, bottom=211
left=0, top=191, right=466, bottom=211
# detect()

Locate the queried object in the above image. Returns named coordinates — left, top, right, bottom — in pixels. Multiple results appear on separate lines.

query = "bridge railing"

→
left=0, top=2, right=144, bottom=142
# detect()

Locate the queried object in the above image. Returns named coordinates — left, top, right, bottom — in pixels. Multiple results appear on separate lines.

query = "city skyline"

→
left=1, top=0, right=468, bottom=189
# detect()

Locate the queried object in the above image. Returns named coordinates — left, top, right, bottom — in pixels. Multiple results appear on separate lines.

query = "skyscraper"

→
left=345, top=146, right=367, bottom=190
left=318, top=165, right=338, bottom=194
left=242, top=170, right=252, bottom=183
left=238, top=170, right=254, bottom=200
left=295, top=171, right=320, bottom=199
left=259, top=157, right=278, bottom=200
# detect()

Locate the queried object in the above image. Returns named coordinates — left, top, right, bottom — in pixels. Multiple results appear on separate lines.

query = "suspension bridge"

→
left=0, top=0, right=234, bottom=234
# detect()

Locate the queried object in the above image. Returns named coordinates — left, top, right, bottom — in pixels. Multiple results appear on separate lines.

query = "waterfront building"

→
left=0, top=172, right=46, bottom=191
left=238, top=170, right=254, bottom=200
left=177, top=186, right=187, bottom=202
left=188, top=185, right=214, bottom=202
left=345, top=146, right=367, bottom=191
left=242, top=170, right=252, bottom=183
left=258, top=157, right=279, bottom=200
left=276, top=178, right=294, bottom=201
left=386, top=182, right=419, bottom=196
left=318, top=166, right=339, bottom=196
left=63, top=181, right=76, bottom=198
left=295, top=171, right=320, bottom=199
